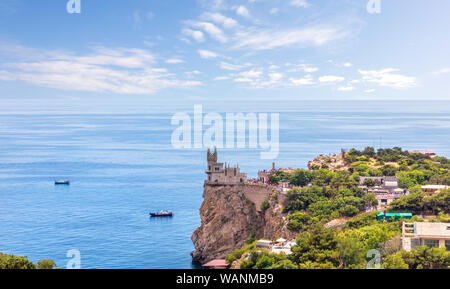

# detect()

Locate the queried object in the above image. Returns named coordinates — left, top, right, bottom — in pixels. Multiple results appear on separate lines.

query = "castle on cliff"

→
left=206, top=148, right=247, bottom=185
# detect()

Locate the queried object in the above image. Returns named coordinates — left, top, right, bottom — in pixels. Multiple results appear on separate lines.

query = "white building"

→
left=402, top=222, right=450, bottom=251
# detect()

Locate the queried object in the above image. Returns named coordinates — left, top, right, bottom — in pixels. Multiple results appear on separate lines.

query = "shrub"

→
left=260, top=199, right=270, bottom=214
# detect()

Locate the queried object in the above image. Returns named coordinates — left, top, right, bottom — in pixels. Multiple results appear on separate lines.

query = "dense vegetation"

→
left=0, top=252, right=57, bottom=269
left=228, top=213, right=450, bottom=269
left=227, top=147, right=450, bottom=269
left=346, top=147, right=450, bottom=188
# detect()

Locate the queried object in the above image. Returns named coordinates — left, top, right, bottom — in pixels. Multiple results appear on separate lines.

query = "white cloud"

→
left=214, top=76, right=229, bottom=81
left=166, top=58, right=184, bottom=64
left=0, top=46, right=201, bottom=95
left=268, top=72, right=283, bottom=82
left=185, top=70, right=201, bottom=77
left=234, top=68, right=263, bottom=84
left=239, top=69, right=263, bottom=79
left=290, top=75, right=315, bottom=86
left=270, top=8, right=279, bottom=14
left=232, top=26, right=348, bottom=50
left=188, top=21, right=227, bottom=43
left=235, top=6, right=250, bottom=18
left=234, top=77, right=253, bottom=83
left=358, top=68, right=417, bottom=89
left=289, top=64, right=318, bottom=73
left=343, top=62, right=352, bottom=67
left=365, top=89, right=376, bottom=93
left=198, top=49, right=219, bottom=59
left=434, top=68, right=450, bottom=75
left=269, top=65, right=279, bottom=70
left=219, top=61, right=244, bottom=71
left=182, top=28, right=205, bottom=42
left=319, top=75, right=345, bottom=83
left=202, top=12, right=238, bottom=29
left=304, top=67, right=318, bottom=73
left=337, top=86, right=356, bottom=91
left=290, top=0, right=310, bottom=8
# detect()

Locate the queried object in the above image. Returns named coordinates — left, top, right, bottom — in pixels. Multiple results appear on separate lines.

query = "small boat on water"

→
left=55, top=180, right=70, bottom=185
left=149, top=210, right=174, bottom=217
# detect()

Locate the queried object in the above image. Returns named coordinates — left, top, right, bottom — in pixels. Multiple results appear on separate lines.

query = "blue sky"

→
left=0, top=0, right=450, bottom=112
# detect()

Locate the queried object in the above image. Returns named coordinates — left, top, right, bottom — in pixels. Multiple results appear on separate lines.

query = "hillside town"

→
left=199, top=148, right=450, bottom=269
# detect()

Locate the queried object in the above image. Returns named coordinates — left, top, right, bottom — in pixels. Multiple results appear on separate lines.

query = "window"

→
left=215, top=167, right=219, bottom=171
left=446, top=240, right=450, bottom=251
left=424, top=239, right=439, bottom=248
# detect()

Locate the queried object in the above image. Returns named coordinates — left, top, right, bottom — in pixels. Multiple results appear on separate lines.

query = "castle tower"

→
left=207, top=148, right=218, bottom=172
left=205, top=148, right=247, bottom=185
left=207, top=147, right=217, bottom=163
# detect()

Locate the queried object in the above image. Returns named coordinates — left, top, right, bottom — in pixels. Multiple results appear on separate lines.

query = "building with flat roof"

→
left=256, top=240, right=272, bottom=248
left=402, top=222, right=450, bottom=252
left=421, top=185, right=449, bottom=195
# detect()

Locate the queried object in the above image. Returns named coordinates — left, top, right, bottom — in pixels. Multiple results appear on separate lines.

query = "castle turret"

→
left=207, top=148, right=218, bottom=163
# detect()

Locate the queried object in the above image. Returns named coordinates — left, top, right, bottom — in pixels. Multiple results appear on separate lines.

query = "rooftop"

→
left=414, top=222, right=450, bottom=238
left=421, top=185, right=449, bottom=189
left=202, top=259, right=229, bottom=269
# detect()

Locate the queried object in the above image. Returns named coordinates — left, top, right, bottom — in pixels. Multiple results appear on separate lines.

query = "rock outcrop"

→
left=191, top=184, right=295, bottom=264
left=308, top=151, right=351, bottom=171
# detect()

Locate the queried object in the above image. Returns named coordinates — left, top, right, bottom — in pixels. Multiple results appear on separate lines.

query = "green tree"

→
left=290, top=169, right=313, bottom=187
left=362, top=147, right=376, bottom=158
left=344, top=212, right=378, bottom=229
left=388, top=192, right=424, bottom=214
left=267, top=260, right=298, bottom=269
left=298, top=261, right=336, bottom=269
left=254, top=255, right=276, bottom=269
left=290, top=225, right=339, bottom=266
left=0, top=253, right=37, bottom=269
left=339, top=205, right=359, bottom=217
left=381, top=252, right=409, bottom=269
left=363, top=178, right=377, bottom=187
left=381, top=165, right=398, bottom=176
left=336, top=236, right=365, bottom=268
left=287, top=212, right=315, bottom=232
left=423, top=189, right=450, bottom=214
left=362, top=193, right=378, bottom=208
left=260, top=198, right=270, bottom=214
left=402, top=246, right=450, bottom=269
left=37, top=259, right=57, bottom=269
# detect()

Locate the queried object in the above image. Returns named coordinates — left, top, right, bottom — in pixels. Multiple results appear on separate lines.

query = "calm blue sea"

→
left=1, top=105, right=450, bottom=268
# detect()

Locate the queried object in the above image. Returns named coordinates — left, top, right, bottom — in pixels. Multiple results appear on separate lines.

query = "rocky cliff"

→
left=308, top=151, right=351, bottom=171
left=191, top=184, right=295, bottom=264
